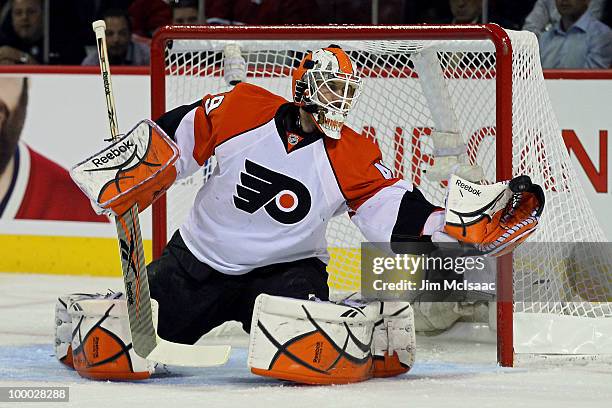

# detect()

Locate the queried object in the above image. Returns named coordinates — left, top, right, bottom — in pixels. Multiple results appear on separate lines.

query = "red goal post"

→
left=149, top=25, right=612, bottom=368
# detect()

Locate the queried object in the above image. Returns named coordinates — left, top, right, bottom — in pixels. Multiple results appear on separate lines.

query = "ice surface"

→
left=0, top=273, right=610, bottom=408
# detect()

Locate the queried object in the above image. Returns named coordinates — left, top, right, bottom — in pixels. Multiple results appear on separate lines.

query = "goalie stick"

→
left=92, top=20, right=230, bottom=367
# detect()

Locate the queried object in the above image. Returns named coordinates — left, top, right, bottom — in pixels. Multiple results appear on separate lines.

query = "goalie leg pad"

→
left=68, top=295, right=155, bottom=381
left=55, top=294, right=79, bottom=368
left=248, top=294, right=380, bottom=385
left=372, top=302, right=416, bottom=378
left=54, top=293, right=113, bottom=368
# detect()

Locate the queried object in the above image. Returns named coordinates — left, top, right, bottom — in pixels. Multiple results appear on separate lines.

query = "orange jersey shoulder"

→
left=324, top=126, right=399, bottom=210
left=190, top=83, right=288, bottom=165
left=207, top=82, right=287, bottom=144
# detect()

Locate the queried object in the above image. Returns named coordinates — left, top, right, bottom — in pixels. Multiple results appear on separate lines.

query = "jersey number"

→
left=205, top=95, right=225, bottom=115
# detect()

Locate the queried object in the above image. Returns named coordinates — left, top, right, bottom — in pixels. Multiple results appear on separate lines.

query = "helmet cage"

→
left=303, top=70, right=362, bottom=116
left=302, top=70, right=362, bottom=138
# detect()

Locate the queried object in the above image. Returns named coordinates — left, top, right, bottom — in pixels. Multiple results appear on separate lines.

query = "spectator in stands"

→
left=72, top=1, right=135, bottom=53
left=0, top=0, right=85, bottom=65
left=206, top=0, right=321, bottom=25
left=421, top=0, right=516, bottom=30
left=539, top=0, right=612, bottom=68
left=449, top=0, right=483, bottom=23
left=523, top=0, right=605, bottom=35
left=0, top=0, right=41, bottom=64
left=171, top=0, right=200, bottom=25
left=82, top=8, right=150, bottom=66
left=406, top=0, right=519, bottom=28
left=0, top=77, right=108, bottom=221
left=444, top=0, right=519, bottom=28
left=128, top=0, right=171, bottom=38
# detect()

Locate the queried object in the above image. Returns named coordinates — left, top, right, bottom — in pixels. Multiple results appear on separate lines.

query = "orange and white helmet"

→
left=292, top=45, right=362, bottom=139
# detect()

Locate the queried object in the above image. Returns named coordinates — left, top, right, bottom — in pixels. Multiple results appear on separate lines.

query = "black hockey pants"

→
left=148, top=230, right=329, bottom=344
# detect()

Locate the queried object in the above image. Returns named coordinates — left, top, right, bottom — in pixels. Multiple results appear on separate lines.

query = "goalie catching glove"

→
left=442, top=174, right=545, bottom=256
left=70, top=120, right=179, bottom=216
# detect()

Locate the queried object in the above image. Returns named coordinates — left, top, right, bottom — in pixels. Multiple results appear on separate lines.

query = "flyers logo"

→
left=234, top=159, right=311, bottom=224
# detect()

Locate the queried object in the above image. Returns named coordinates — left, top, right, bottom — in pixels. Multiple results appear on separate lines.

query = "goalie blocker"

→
left=70, top=120, right=179, bottom=216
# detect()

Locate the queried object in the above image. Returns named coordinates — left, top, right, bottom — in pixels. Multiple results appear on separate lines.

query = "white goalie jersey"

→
left=157, top=83, right=438, bottom=275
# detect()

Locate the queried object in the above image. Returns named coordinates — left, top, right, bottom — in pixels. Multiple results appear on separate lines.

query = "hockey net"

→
left=150, top=25, right=612, bottom=366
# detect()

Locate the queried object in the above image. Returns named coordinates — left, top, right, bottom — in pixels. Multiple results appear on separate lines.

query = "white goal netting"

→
left=152, top=27, right=612, bottom=360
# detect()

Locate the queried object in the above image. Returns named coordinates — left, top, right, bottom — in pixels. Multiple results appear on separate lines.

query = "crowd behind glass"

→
left=0, top=0, right=610, bottom=68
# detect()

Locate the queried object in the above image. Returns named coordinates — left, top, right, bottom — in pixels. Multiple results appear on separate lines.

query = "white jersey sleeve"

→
left=325, top=127, right=440, bottom=243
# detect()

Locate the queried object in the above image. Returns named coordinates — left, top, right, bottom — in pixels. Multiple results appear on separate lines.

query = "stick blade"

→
left=147, top=340, right=231, bottom=367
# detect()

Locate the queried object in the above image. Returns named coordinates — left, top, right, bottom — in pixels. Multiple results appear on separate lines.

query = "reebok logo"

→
left=93, top=336, right=99, bottom=358
left=120, top=233, right=137, bottom=307
left=456, top=179, right=481, bottom=196
left=91, top=140, right=135, bottom=167
left=234, top=159, right=311, bottom=224
left=103, top=71, right=111, bottom=95
left=313, top=341, right=323, bottom=363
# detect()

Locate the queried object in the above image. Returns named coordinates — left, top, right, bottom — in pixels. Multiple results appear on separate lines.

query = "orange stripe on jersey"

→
left=193, top=105, right=214, bottom=166
left=325, top=126, right=400, bottom=211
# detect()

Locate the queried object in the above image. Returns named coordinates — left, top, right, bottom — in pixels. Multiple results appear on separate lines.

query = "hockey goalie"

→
left=65, top=45, right=544, bottom=384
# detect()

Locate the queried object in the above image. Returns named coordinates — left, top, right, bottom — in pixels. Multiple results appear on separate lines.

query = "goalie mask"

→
left=292, top=45, right=362, bottom=139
